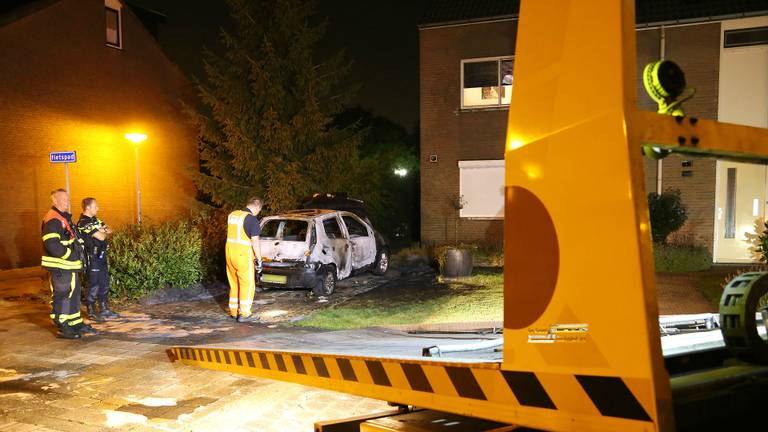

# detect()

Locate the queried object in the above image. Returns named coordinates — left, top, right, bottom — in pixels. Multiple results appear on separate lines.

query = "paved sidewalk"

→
left=0, top=269, right=392, bottom=431
left=0, top=269, right=499, bottom=431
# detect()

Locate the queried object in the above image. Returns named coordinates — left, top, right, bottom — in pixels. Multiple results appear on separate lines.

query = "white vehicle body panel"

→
left=259, top=210, right=378, bottom=281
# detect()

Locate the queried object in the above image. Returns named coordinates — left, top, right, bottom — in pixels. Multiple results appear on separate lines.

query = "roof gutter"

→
left=419, top=9, right=768, bottom=31
left=636, top=10, right=768, bottom=29
left=418, top=14, right=518, bottom=30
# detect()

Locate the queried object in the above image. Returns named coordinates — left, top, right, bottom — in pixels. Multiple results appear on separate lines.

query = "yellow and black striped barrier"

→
left=170, top=347, right=654, bottom=431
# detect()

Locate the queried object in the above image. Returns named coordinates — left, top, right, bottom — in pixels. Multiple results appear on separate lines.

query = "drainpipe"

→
left=656, top=25, right=666, bottom=194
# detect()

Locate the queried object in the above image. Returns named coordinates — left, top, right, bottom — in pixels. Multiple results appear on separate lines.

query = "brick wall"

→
left=421, top=20, right=721, bottom=252
left=0, top=0, right=198, bottom=268
left=419, top=20, right=516, bottom=245
left=636, top=24, right=720, bottom=251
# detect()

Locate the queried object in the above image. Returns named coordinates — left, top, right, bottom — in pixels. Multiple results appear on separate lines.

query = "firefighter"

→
left=41, top=188, right=95, bottom=339
left=78, top=197, right=118, bottom=322
left=225, top=196, right=263, bottom=323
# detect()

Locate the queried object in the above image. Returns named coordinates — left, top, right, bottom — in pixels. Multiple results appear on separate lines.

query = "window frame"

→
left=460, top=56, right=514, bottom=110
left=341, top=215, right=370, bottom=238
left=322, top=216, right=346, bottom=240
left=105, top=3, right=123, bottom=49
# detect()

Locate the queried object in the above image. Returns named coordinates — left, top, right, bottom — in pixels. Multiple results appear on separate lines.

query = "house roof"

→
left=0, top=0, right=61, bottom=27
left=0, top=0, right=165, bottom=40
left=420, top=0, right=768, bottom=28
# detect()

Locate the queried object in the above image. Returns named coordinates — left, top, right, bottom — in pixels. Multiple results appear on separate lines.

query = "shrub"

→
left=193, top=208, right=228, bottom=282
left=745, top=218, right=768, bottom=263
left=648, top=189, right=688, bottom=244
left=473, top=243, right=504, bottom=267
left=109, top=219, right=202, bottom=299
left=653, top=243, right=711, bottom=272
left=391, top=243, right=430, bottom=267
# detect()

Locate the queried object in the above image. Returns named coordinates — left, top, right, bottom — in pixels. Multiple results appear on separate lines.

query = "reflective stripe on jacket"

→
left=226, top=210, right=253, bottom=254
left=41, top=208, right=83, bottom=271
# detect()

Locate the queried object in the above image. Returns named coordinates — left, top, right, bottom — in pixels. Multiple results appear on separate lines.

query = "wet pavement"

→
left=0, top=267, right=500, bottom=431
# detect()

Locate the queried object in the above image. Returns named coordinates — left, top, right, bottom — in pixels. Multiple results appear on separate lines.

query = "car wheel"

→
left=313, top=268, right=337, bottom=297
left=372, top=249, right=389, bottom=275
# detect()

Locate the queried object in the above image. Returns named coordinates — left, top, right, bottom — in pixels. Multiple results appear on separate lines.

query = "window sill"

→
left=460, top=217, right=504, bottom=221
left=459, top=106, right=510, bottom=113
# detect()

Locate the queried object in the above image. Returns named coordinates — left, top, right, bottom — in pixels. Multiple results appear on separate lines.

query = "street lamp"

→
left=124, top=133, right=147, bottom=224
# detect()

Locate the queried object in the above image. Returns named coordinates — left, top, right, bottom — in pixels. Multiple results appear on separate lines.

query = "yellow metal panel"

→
left=535, top=373, right=600, bottom=418
left=503, top=0, right=670, bottom=430
left=632, top=111, right=768, bottom=162
left=170, top=347, right=656, bottom=431
left=469, top=368, right=516, bottom=405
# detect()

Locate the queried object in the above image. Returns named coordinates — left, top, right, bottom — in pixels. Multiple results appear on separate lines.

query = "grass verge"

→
left=295, top=267, right=503, bottom=330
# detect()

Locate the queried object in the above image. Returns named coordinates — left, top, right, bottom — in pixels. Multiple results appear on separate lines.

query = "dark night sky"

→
left=130, top=0, right=427, bottom=130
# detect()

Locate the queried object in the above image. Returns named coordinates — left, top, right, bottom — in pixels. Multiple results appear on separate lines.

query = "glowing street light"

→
left=125, top=133, right=147, bottom=224
left=394, top=167, right=408, bottom=177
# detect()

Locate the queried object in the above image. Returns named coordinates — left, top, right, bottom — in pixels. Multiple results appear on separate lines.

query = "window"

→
left=342, top=216, right=369, bottom=237
left=724, top=26, right=768, bottom=48
left=458, top=160, right=505, bottom=218
left=105, top=0, right=122, bottom=48
left=323, top=218, right=344, bottom=239
left=260, top=220, right=281, bottom=239
left=725, top=168, right=737, bottom=238
left=461, top=57, right=514, bottom=108
left=259, top=219, right=309, bottom=241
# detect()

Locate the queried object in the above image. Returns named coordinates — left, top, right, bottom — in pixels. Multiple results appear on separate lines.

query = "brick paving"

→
left=655, top=272, right=719, bottom=315
left=0, top=269, right=395, bottom=431
left=0, top=268, right=500, bottom=431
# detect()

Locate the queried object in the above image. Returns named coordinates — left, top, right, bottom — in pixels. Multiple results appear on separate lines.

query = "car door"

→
left=321, top=216, right=352, bottom=279
left=341, top=214, right=375, bottom=269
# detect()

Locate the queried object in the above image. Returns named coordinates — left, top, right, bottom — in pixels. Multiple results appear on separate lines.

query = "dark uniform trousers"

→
left=86, top=259, right=110, bottom=304
left=50, top=270, right=84, bottom=330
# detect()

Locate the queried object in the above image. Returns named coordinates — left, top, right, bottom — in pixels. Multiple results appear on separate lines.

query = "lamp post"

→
left=124, top=133, right=147, bottom=224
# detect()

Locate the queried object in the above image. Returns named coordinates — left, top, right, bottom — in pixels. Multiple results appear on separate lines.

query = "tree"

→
left=188, top=0, right=381, bottom=212
left=334, top=107, right=420, bottom=244
left=647, top=189, right=688, bottom=244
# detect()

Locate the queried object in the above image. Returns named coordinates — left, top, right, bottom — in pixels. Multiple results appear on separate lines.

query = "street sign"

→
left=50, top=151, right=76, bottom=163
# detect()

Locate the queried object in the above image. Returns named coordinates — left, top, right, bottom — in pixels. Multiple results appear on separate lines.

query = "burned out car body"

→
left=258, top=209, right=388, bottom=296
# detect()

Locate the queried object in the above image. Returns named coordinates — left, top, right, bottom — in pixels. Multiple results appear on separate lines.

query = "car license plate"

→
left=261, top=274, right=287, bottom=284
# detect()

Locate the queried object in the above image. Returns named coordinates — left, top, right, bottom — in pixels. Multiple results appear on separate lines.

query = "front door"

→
left=341, top=214, right=376, bottom=269
left=322, top=216, right=352, bottom=278
left=713, top=161, right=767, bottom=263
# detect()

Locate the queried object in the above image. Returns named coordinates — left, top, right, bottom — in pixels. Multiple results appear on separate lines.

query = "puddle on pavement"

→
left=0, top=366, right=84, bottom=397
left=117, top=396, right=217, bottom=419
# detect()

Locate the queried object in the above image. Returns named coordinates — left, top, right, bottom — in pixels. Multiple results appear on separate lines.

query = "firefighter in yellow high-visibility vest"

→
left=226, top=197, right=263, bottom=323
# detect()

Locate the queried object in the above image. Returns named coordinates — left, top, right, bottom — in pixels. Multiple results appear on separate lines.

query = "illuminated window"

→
left=461, top=57, right=514, bottom=108
left=105, top=0, right=122, bottom=49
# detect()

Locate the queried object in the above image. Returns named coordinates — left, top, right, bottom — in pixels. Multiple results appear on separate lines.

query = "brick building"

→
left=419, top=0, right=768, bottom=263
left=0, top=0, right=198, bottom=268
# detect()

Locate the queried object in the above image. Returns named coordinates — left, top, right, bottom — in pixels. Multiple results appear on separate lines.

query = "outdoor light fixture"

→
left=641, top=60, right=695, bottom=159
left=125, top=132, right=147, bottom=224
left=394, top=167, right=408, bottom=177
left=124, top=132, right=147, bottom=144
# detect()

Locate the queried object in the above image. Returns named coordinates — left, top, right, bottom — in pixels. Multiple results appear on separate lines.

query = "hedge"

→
left=653, top=243, right=712, bottom=272
left=109, top=219, right=203, bottom=299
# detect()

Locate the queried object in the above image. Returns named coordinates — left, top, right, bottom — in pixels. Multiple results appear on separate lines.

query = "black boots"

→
left=87, top=303, right=106, bottom=322
left=57, top=326, right=81, bottom=339
left=99, top=300, right=119, bottom=319
left=86, top=301, right=118, bottom=323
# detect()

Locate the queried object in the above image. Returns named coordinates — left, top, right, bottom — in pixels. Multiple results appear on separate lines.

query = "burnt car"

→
left=258, top=208, right=389, bottom=297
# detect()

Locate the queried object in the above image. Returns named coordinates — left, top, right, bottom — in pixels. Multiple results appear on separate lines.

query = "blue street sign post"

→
left=50, top=151, right=76, bottom=208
